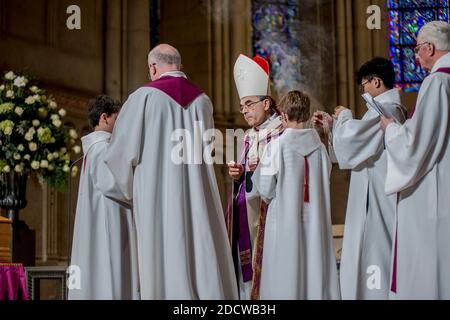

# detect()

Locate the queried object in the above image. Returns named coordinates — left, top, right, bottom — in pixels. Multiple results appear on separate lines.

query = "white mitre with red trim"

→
left=233, top=54, right=271, bottom=99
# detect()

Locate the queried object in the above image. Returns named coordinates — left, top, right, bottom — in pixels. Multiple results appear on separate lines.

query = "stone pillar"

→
left=208, top=0, right=252, bottom=205
left=126, top=0, right=150, bottom=95
left=104, top=0, right=123, bottom=100
left=105, top=0, right=149, bottom=100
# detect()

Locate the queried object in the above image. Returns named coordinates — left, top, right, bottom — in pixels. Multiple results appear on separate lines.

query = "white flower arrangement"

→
left=4, top=72, right=15, bottom=80
left=0, top=71, right=81, bottom=191
left=13, top=76, right=28, bottom=88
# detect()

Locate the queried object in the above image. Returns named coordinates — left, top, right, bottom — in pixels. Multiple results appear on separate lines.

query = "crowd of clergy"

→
left=68, top=20, right=450, bottom=300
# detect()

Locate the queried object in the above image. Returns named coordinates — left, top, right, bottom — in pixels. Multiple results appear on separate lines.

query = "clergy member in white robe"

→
left=250, top=91, right=340, bottom=300
left=314, top=58, right=406, bottom=299
left=227, top=54, right=284, bottom=299
left=103, top=44, right=237, bottom=300
left=69, top=95, right=139, bottom=300
left=380, top=21, right=450, bottom=299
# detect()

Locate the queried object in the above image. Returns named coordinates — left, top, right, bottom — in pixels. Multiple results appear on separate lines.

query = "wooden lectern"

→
left=0, top=216, right=12, bottom=263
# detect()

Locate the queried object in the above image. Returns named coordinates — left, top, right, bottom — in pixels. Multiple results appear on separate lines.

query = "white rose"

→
left=25, top=96, right=35, bottom=105
left=69, top=129, right=78, bottom=139
left=2, top=165, right=11, bottom=173
left=40, top=160, right=49, bottom=168
left=37, top=127, right=44, bottom=135
left=4, top=71, right=15, bottom=80
left=28, top=127, right=36, bottom=135
left=29, top=142, right=38, bottom=152
left=47, top=153, right=54, bottom=161
left=53, top=119, right=62, bottom=128
left=58, top=108, right=67, bottom=117
left=50, top=137, right=56, bottom=143
left=13, top=76, right=27, bottom=88
left=72, top=145, right=81, bottom=154
left=13, top=153, right=21, bottom=160
left=48, top=164, right=55, bottom=171
left=60, top=147, right=67, bottom=154
left=49, top=101, right=57, bottom=109
left=0, top=85, right=4, bottom=91
left=50, top=114, right=59, bottom=121
left=30, top=86, right=39, bottom=93
left=23, top=154, right=30, bottom=161
left=14, top=165, right=22, bottom=173
left=31, top=161, right=40, bottom=170
left=4, top=126, right=12, bottom=135
left=14, top=107, right=24, bottom=116
left=32, top=119, right=40, bottom=127
left=53, top=152, right=59, bottom=159
left=6, top=90, right=14, bottom=98
left=63, top=164, right=70, bottom=173
left=18, top=144, right=24, bottom=152
left=32, top=94, right=40, bottom=102
left=24, top=132, right=33, bottom=141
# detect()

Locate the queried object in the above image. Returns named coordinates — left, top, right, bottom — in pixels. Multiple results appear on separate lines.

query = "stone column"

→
left=105, top=0, right=149, bottom=100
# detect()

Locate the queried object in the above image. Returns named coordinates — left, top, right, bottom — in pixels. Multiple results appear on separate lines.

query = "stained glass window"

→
left=388, top=0, right=450, bottom=92
left=252, top=0, right=301, bottom=95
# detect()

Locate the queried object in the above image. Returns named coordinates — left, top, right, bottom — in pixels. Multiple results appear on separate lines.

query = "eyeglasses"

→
left=414, top=42, right=430, bottom=54
left=359, top=79, right=371, bottom=93
left=239, top=98, right=267, bottom=113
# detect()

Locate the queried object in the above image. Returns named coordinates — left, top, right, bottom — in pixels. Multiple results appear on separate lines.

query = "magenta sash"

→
left=144, top=76, right=203, bottom=108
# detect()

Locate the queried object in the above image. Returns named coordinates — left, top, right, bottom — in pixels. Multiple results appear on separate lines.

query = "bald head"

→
left=147, top=44, right=182, bottom=81
left=148, top=44, right=181, bottom=68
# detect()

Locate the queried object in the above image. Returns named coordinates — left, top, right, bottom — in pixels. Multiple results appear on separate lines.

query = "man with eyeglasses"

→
left=226, top=54, right=283, bottom=300
left=312, top=57, right=406, bottom=300
left=380, top=21, right=450, bottom=299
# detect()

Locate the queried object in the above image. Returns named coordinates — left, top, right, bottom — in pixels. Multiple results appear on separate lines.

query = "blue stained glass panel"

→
left=388, top=0, right=450, bottom=92
left=252, top=1, right=301, bottom=95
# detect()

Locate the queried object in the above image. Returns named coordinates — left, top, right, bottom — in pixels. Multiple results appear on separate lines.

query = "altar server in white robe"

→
left=103, top=44, right=237, bottom=300
left=69, top=95, right=139, bottom=300
left=313, top=57, right=406, bottom=299
left=380, top=21, right=450, bottom=300
left=250, top=90, right=340, bottom=300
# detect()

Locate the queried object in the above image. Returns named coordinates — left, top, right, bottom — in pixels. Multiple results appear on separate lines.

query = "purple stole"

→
left=226, top=136, right=254, bottom=283
left=391, top=67, right=450, bottom=294
left=144, top=75, right=204, bottom=107
left=225, top=123, right=284, bottom=299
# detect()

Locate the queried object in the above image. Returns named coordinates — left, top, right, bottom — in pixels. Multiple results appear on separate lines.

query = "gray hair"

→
left=148, top=47, right=182, bottom=66
left=418, top=21, right=450, bottom=51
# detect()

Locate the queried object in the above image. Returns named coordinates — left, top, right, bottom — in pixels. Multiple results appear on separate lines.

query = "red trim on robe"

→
left=391, top=193, right=399, bottom=293
left=83, top=154, right=88, bottom=173
left=304, top=157, right=309, bottom=203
